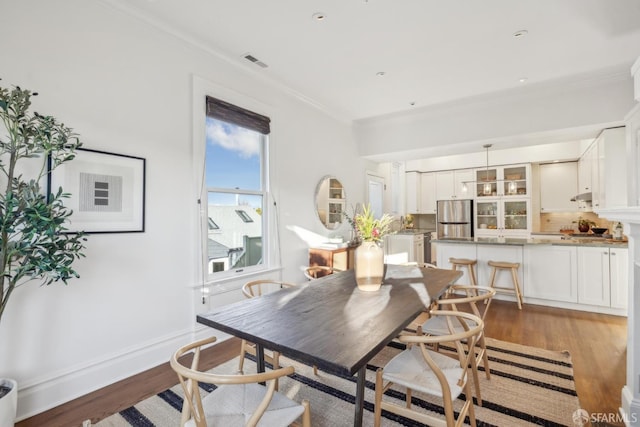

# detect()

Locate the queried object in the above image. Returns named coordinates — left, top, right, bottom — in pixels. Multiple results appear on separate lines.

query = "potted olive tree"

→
left=0, top=81, right=86, bottom=425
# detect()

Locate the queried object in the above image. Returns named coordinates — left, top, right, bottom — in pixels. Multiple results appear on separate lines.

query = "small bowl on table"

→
left=591, top=227, right=608, bottom=235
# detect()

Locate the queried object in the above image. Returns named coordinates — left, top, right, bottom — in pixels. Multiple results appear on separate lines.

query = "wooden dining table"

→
left=196, top=263, right=462, bottom=427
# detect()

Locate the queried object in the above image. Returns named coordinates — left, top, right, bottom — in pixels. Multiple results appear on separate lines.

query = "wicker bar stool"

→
left=487, top=260, right=523, bottom=309
left=449, top=257, right=478, bottom=288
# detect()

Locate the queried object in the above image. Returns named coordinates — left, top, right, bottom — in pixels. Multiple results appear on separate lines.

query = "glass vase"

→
left=354, top=240, right=384, bottom=291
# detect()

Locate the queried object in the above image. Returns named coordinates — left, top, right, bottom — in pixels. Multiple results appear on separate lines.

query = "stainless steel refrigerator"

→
left=437, top=199, right=474, bottom=239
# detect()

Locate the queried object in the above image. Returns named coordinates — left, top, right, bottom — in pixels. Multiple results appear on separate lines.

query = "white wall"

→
left=354, top=71, right=634, bottom=163
left=0, top=0, right=367, bottom=419
left=404, top=140, right=590, bottom=172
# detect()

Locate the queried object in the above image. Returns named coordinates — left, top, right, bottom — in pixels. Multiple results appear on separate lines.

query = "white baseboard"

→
left=15, top=325, right=230, bottom=421
left=520, top=296, right=627, bottom=317
left=621, top=385, right=640, bottom=426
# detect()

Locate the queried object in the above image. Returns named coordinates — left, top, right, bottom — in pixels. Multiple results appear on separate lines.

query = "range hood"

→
left=570, top=192, right=592, bottom=202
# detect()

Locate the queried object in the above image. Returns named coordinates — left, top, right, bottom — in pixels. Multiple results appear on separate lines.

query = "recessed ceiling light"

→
left=312, top=12, right=326, bottom=21
left=519, top=77, right=528, bottom=83
left=410, top=101, right=416, bottom=106
left=376, top=71, right=386, bottom=77
left=513, top=30, right=528, bottom=38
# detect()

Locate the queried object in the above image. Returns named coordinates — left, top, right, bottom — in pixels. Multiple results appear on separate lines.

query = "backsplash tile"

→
left=539, top=212, right=614, bottom=233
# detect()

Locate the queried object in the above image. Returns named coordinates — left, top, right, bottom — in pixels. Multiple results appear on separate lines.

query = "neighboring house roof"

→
left=207, top=205, right=262, bottom=249
left=207, top=238, right=229, bottom=260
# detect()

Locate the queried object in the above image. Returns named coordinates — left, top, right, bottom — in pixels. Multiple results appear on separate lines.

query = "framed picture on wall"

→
left=48, top=148, right=146, bottom=233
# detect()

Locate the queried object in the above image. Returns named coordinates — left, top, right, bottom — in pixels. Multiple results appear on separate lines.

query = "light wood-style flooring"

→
left=16, top=299, right=627, bottom=427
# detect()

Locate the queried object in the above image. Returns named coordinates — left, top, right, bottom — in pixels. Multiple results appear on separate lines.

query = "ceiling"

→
left=105, top=0, right=640, bottom=123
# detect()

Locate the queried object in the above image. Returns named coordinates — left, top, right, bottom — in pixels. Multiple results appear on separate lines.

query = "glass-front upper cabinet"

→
left=475, top=198, right=530, bottom=238
left=476, top=200, right=498, bottom=230
left=475, top=164, right=530, bottom=198
left=475, top=168, right=498, bottom=197
left=503, top=200, right=529, bottom=232
left=502, top=166, right=528, bottom=196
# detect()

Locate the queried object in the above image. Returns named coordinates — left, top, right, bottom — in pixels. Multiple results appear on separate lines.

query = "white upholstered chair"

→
left=374, top=310, right=483, bottom=427
left=170, top=336, right=311, bottom=427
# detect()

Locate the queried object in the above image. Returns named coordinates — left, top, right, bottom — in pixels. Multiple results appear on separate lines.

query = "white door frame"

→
left=366, top=172, right=386, bottom=219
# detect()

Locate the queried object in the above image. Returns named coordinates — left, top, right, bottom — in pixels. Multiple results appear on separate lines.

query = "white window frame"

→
left=192, top=76, right=273, bottom=285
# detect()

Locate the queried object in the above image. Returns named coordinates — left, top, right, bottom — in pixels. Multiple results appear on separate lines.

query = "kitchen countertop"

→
left=434, top=237, right=628, bottom=248
left=393, top=228, right=435, bottom=235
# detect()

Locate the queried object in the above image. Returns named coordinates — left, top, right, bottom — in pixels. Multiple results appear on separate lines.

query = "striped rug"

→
left=96, top=337, right=582, bottom=426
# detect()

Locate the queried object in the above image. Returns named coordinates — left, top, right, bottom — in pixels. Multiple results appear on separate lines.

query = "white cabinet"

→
left=577, top=247, right=609, bottom=306
left=577, top=127, right=626, bottom=213
left=405, top=171, right=437, bottom=214
left=436, top=242, right=477, bottom=285
left=577, top=246, right=628, bottom=310
left=420, top=172, right=437, bottom=214
left=475, top=198, right=531, bottom=238
left=429, top=231, right=437, bottom=264
left=474, top=164, right=530, bottom=198
left=435, top=169, right=474, bottom=200
left=539, top=162, right=578, bottom=212
left=524, top=245, right=578, bottom=302
left=434, top=241, right=628, bottom=315
left=436, top=242, right=525, bottom=301
left=476, top=245, right=524, bottom=299
left=577, top=142, right=598, bottom=212
left=610, top=247, right=629, bottom=309
left=596, top=127, right=627, bottom=210
left=405, top=171, right=420, bottom=213
left=577, top=145, right=593, bottom=194
left=384, top=234, right=424, bottom=265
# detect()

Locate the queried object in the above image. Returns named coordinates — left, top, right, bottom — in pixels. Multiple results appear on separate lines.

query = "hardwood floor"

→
left=483, top=300, right=627, bottom=421
left=16, top=300, right=627, bottom=427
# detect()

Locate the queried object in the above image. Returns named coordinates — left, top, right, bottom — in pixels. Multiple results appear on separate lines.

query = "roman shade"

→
left=206, top=95, right=271, bottom=135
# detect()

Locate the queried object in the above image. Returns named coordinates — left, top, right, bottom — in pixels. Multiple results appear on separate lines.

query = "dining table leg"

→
left=255, top=343, right=265, bottom=372
left=353, top=365, right=366, bottom=427
left=255, top=343, right=266, bottom=385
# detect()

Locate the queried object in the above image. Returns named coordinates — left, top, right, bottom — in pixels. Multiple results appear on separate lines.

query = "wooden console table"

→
left=309, top=246, right=355, bottom=272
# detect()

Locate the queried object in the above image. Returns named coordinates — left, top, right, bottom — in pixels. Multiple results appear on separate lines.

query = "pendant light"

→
left=482, top=144, right=492, bottom=195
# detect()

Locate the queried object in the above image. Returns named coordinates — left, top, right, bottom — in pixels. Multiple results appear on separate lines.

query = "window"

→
left=203, top=96, right=270, bottom=278
left=235, top=210, right=254, bottom=223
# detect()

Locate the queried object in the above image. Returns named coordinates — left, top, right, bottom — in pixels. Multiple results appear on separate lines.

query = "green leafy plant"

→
left=0, top=80, right=86, bottom=325
left=572, top=217, right=596, bottom=229
left=354, top=204, right=394, bottom=243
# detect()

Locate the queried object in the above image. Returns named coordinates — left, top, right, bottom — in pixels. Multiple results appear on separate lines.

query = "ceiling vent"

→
left=242, top=53, right=268, bottom=68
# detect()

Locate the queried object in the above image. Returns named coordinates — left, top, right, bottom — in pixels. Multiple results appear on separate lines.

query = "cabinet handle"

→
left=611, top=252, right=616, bottom=256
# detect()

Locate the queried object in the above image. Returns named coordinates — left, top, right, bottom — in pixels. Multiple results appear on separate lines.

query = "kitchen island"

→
left=433, top=237, right=628, bottom=316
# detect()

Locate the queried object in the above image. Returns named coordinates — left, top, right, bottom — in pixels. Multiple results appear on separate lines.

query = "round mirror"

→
left=315, top=176, right=346, bottom=230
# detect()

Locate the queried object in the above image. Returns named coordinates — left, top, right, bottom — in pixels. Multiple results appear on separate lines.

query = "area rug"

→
left=96, top=337, right=582, bottom=426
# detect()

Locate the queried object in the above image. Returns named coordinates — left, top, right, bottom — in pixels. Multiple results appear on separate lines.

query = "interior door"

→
left=367, top=173, right=385, bottom=219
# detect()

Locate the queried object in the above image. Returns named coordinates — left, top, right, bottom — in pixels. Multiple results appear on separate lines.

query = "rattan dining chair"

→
left=238, top=280, right=297, bottom=381
left=241, top=279, right=297, bottom=298
left=396, top=262, right=440, bottom=333
left=170, top=336, right=311, bottom=427
left=304, top=265, right=339, bottom=280
left=419, top=285, right=496, bottom=406
left=401, top=262, right=438, bottom=268
left=246, top=278, right=321, bottom=376
left=374, top=310, right=483, bottom=427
